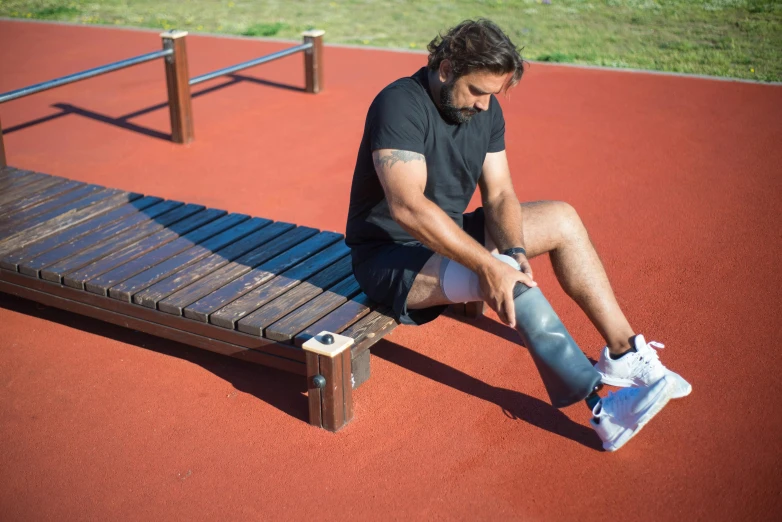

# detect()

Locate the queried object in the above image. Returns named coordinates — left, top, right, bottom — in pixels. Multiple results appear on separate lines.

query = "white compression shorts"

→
left=438, top=253, right=521, bottom=303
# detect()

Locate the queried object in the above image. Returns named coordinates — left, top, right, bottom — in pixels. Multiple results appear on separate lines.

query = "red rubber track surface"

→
left=1, top=21, right=780, bottom=521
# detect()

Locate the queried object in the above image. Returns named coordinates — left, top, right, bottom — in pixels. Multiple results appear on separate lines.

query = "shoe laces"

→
left=628, top=340, right=666, bottom=382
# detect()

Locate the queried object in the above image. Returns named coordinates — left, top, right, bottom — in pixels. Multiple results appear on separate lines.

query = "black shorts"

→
left=350, top=208, right=486, bottom=326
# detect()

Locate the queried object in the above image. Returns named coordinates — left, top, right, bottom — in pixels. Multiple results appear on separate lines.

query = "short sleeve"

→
left=367, top=85, right=427, bottom=155
left=488, top=95, right=506, bottom=153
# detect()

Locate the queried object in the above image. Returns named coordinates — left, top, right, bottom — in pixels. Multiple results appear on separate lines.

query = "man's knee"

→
left=553, top=201, right=586, bottom=239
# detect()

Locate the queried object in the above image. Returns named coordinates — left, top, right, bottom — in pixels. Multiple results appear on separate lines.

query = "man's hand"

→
left=477, top=257, right=537, bottom=328
left=512, top=253, right=534, bottom=281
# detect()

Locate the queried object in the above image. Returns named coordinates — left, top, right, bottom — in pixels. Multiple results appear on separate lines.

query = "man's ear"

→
left=438, top=59, right=452, bottom=84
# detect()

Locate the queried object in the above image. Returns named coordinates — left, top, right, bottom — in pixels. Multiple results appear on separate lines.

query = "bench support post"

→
left=303, top=30, right=325, bottom=94
left=304, top=331, right=354, bottom=431
left=0, top=116, right=7, bottom=168
left=161, top=30, right=194, bottom=144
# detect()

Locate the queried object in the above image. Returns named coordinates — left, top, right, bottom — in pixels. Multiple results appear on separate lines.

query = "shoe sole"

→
left=595, top=369, right=692, bottom=399
left=603, top=379, right=674, bottom=452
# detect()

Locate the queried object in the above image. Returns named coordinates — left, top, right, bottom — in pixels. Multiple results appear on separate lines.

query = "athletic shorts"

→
left=350, top=208, right=487, bottom=326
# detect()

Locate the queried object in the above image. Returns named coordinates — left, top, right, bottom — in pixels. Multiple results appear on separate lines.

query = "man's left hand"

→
left=513, top=254, right=534, bottom=281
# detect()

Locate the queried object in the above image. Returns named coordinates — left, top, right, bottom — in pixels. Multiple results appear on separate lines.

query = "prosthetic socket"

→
left=441, top=255, right=601, bottom=408
left=511, top=283, right=601, bottom=408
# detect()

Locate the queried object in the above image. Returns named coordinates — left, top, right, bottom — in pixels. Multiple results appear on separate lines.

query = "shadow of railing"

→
left=3, top=73, right=306, bottom=142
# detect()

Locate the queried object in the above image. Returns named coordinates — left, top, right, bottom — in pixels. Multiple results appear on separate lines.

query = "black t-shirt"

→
left=345, top=67, right=506, bottom=257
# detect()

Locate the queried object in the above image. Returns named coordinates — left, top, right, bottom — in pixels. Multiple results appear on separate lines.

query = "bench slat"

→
left=0, top=167, right=34, bottom=185
left=209, top=241, right=350, bottom=329
left=0, top=184, right=106, bottom=237
left=19, top=200, right=180, bottom=278
left=64, top=206, right=219, bottom=290
left=184, top=231, right=343, bottom=323
left=0, top=174, right=58, bottom=206
left=265, top=275, right=362, bottom=343
left=0, top=179, right=84, bottom=223
left=158, top=225, right=317, bottom=316
left=236, top=256, right=353, bottom=336
left=84, top=211, right=245, bottom=296
left=341, top=306, right=397, bottom=357
left=294, top=293, right=373, bottom=347
left=108, top=217, right=270, bottom=302
left=1, top=196, right=163, bottom=272
left=0, top=190, right=141, bottom=258
left=132, top=222, right=294, bottom=309
left=36, top=201, right=190, bottom=282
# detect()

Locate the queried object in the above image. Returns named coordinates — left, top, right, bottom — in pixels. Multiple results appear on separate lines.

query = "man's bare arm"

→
left=372, top=148, right=494, bottom=274
left=373, top=148, right=535, bottom=326
left=479, top=150, right=532, bottom=277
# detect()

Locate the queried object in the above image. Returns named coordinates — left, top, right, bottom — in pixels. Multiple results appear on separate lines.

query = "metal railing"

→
left=0, top=29, right=325, bottom=168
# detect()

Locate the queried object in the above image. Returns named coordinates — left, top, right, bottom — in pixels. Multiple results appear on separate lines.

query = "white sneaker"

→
left=594, top=334, right=692, bottom=399
left=590, top=377, right=673, bottom=451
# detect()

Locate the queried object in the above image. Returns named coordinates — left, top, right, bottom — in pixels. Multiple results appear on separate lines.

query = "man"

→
left=346, top=19, right=690, bottom=451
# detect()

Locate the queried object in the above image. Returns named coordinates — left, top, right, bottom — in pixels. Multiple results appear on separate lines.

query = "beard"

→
left=439, top=81, right=479, bottom=124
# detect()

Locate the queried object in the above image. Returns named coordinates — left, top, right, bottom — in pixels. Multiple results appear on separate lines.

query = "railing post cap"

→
left=161, top=30, right=188, bottom=39
left=302, top=29, right=325, bottom=38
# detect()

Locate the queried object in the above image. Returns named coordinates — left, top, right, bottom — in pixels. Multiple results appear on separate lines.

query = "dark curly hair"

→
left=427, top=19, right=525, bottom=92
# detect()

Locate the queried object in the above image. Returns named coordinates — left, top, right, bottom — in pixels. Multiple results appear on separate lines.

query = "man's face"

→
left=438, top=65, right=512, bottom=124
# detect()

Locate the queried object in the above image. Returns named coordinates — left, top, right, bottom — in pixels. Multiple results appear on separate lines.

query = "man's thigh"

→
left=409, top=200, right=570, bottom=309
left=482, top=200, right=572, bottom=258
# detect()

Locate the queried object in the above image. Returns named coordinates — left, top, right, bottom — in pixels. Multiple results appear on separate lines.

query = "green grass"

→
left=1, top=0, right=780, bottom=81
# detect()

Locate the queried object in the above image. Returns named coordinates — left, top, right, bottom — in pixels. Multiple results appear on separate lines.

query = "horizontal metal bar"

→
left=189, top=42, right=312, bottom=86
left=0, top=49, right=174, bottom=104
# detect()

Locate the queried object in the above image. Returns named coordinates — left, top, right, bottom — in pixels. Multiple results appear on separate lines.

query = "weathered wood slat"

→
left=64, top=207, right=221, bottom=290
left=34, top=200, right=189, bottom=281
left=0, top=183, right=103, bottom=235
left=0, top=186, right=113, bottom=242
left=342, top=306, right=398, bottom=358
left=0, top=173, right=59, bottom=206
left=1, top=196, right=163, bottom=272
left=108, top=216, right=270, bottom=302
left=294, top=293, right=374, bottom=347
left=132, top=221, right=294, bottom=309
left=236, top=256, right=353, bottom=337
left=0, top=167, right=34, bottom=184
left=265, top=275, right=362, bottom=343
left=0, top=191, right=142, bottom=259
left=209, top=241, right=350, bottom=330
left=0, top=179, right=84, bottom=222
left=157, top=225, right=316, bottom=316
left=84, top=211, right=245, bottom=296
left=184, top=231, right=343, bottom=323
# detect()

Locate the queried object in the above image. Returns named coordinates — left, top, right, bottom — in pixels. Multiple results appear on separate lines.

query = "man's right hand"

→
left=477, top=257, right=537, bottom=328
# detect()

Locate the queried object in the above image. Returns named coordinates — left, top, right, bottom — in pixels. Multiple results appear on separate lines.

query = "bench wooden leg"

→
left=304, top=332, right=354, bottom=431
left=450, top=301, right=485, bottom=320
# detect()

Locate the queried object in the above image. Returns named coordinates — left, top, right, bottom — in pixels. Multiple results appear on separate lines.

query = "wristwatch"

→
left=502, top=247, right=527, bottom=258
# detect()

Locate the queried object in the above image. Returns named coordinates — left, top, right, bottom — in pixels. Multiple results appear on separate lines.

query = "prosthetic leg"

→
left=441, top=255, right=601, bottom=408
left=511, top=282, right=601, bottom=408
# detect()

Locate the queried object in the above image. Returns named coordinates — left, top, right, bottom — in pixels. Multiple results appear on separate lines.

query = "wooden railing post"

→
left=0, top=116, right=7, bottom=168
left=161, top=30, right=194, bottom=144
left=302, top=30, right=325, bottom=94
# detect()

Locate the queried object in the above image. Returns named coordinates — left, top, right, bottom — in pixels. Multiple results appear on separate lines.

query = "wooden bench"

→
left=0, top=166, right=398, bottom=431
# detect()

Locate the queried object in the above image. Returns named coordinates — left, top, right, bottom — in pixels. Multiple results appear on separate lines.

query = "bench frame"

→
left=0, top=166, right=397, bottom=431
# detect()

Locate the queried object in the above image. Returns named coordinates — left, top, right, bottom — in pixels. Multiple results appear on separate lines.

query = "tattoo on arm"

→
left=373, top=150, right=425, bottom=171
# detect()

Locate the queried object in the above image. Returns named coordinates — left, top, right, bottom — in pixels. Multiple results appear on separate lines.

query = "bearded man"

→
left=345, top=19, right=690, bottom=451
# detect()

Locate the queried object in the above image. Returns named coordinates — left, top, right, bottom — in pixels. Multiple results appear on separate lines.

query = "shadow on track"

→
left=0, top=292, right=310, bottom=422
left=371, top=335, right=603, bottom=451
left=2, top=73, right=305, bottom=142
